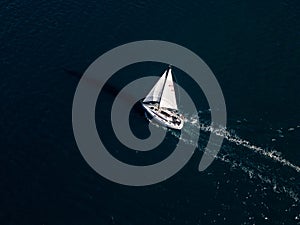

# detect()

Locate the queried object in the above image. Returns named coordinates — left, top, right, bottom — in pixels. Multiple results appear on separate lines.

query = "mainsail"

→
left=143, top=70, right=167, bottom=103
left=159, top=68, right=178, bottom=110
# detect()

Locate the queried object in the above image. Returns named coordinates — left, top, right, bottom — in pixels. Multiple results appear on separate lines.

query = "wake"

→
left=184, top=112, right=300, bottom=173
left=162, top=111, right=300, bottom=202
left=198, top=122, right=300, bottom=173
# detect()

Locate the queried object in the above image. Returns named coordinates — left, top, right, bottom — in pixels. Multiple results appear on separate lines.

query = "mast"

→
left=158, top=66, right=171, bottom=108
left=159, top=65, right=178, bottom=110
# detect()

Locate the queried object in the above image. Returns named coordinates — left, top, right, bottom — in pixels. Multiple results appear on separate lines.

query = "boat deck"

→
left=144, top=103, right=183, bottom=126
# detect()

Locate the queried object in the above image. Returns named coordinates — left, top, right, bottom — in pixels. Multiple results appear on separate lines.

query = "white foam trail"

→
left=146, top=112, right=300, bottom=201
left=208, top=126, right=300, bottom=173
left=184, top=113, right=300, bottom=173
left=182, top=112, right=300, bottom=202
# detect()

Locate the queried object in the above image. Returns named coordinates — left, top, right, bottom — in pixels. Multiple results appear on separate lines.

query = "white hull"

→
left=142, top=103, right=184, bottom=130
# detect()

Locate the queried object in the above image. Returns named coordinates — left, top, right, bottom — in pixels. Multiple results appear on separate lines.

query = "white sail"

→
left=143, top=70, right=167, bottom=103
left=159, top=68, right=178, bottom=110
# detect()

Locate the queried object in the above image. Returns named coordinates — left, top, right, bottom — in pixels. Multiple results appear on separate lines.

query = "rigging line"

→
left=159, top=66, right=170, bottom=108
left=170, top=66, right=181, bottom=108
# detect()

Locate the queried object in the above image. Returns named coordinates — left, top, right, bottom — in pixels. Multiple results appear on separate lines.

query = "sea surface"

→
left=1, top=0, right=300, bottom=224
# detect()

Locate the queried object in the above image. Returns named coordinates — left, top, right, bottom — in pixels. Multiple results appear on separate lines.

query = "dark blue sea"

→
left=1, top=0, right=300, bottom=224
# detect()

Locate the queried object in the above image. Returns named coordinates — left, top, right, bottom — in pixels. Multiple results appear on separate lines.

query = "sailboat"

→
left=142, top=66, right=184, bottom=130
